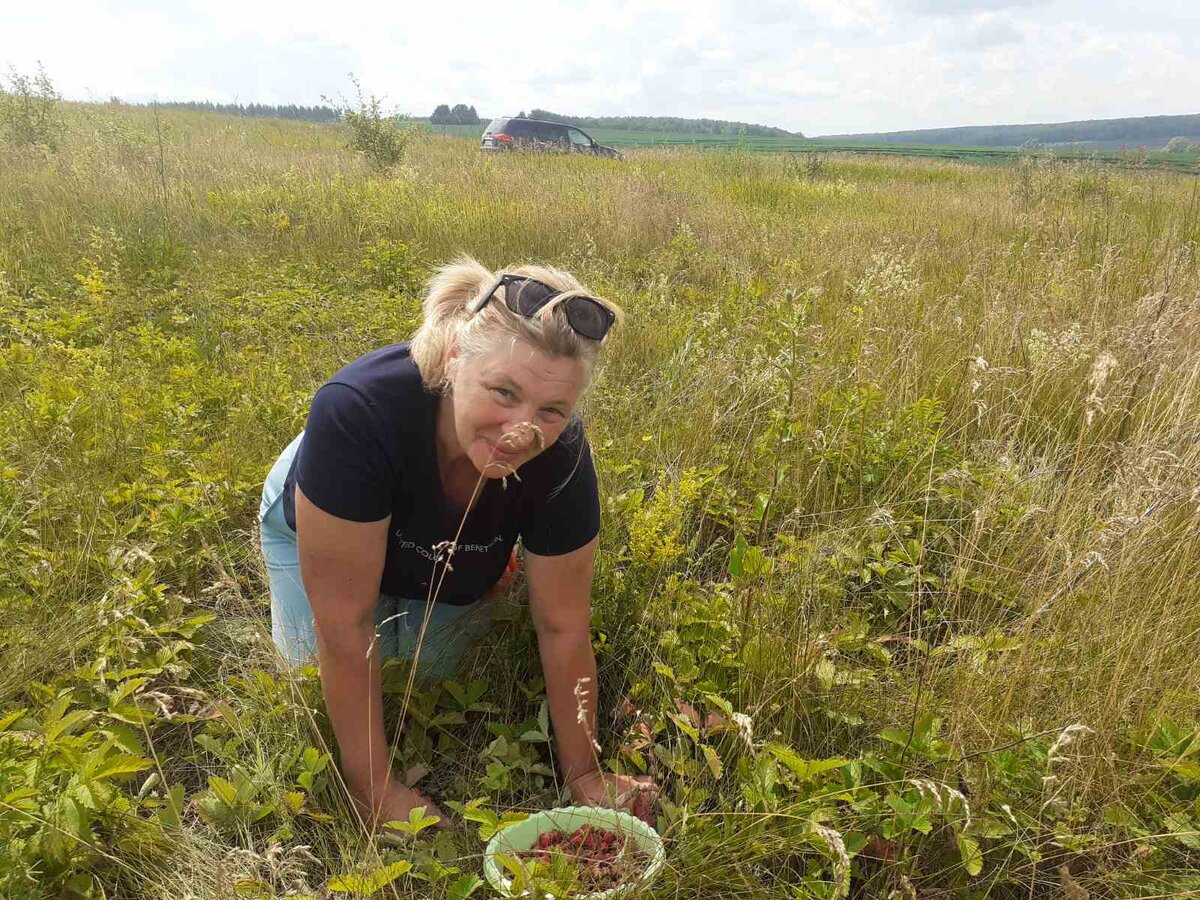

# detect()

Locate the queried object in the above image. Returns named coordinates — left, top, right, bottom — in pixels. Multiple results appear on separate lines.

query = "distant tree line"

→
left=824, top=113, right=1200, bottom=148
left=430, top=104, right=480, bottom=124
left=139, top=100, right=340, bottom=122
left=526, top=109, right=801, bottom=137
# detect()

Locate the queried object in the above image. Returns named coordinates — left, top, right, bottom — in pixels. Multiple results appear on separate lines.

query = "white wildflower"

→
left=1048, top=723, right=1093, bottom=765
left=812, top=823, right=851, bottom=899
left=731, top=712, right=754, bottom=749
left=574, top=677, right=601, bottom=752
left=1084, top=352, right=1119, bottom=425
left=909, top=777, right=971, bottom=828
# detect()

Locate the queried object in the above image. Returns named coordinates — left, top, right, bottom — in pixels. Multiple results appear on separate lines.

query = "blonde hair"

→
left=410, top=255, right=622, bottom=392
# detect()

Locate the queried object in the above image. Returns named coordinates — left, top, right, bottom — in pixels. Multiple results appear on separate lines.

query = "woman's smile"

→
left=485, top=437, right=520, bottom=460
left=443, top=345, right=587, bottom=479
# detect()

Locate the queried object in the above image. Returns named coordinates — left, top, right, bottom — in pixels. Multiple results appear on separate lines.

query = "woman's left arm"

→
left=525, top=537, right=658, bottom=819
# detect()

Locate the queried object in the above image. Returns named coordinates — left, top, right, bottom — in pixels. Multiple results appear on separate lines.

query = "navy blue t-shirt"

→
left=280, top=342, right=601, bottom=605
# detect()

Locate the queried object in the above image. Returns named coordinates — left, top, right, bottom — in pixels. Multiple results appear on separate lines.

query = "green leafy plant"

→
left=325, top=75, right=422, bottom=169
left=196, top=766, right=278, bottom=830
left=0, top=63, right=63, bottom=149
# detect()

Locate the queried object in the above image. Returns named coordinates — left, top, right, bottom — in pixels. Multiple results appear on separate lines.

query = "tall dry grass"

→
left=1, top=103, right=1198, bottom=897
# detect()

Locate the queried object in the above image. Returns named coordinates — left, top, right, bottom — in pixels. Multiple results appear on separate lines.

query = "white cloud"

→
left=895, top=0, right=1051, bottom=14
left=0, top=0, right=1194, bottom=135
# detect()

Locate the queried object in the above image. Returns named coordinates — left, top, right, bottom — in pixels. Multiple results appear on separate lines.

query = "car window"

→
left=567, top=128, right=592, bottom=147
left=533, top=123, right=567, bottom=142
left=506, top=120, right=538, bottom=137
left=484, top=118, right=511, bottom=134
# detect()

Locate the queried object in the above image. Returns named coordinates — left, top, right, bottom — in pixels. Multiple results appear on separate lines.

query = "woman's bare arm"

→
left=294, top=486, right=431, bottom=823
left=527, top=537, right=659, bottom=818
left=526, top=537, right=602, bottom=786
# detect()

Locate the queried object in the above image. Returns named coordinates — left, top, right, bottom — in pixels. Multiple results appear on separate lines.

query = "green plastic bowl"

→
left=483, top=806, right=665, bottom=899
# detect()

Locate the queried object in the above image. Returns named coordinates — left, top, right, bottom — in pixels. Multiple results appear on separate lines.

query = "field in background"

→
left=2, top=105, right=1200, bottom=898
left=426, top=120, right=1200, bottom=172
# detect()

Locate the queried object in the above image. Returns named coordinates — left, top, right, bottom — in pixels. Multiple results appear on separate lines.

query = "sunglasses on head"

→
left=468, top=273, right=616, bottom=341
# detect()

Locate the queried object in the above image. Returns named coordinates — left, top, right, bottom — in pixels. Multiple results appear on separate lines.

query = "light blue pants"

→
left=258, top=431, right=495, bottom=678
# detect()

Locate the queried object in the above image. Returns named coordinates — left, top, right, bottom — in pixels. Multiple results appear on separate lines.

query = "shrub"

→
left=0, top=63, right=63, bottom=150
left=327, top=76, right=422, bottom=170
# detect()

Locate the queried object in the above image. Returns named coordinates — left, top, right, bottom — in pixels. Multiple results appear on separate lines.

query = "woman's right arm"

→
left=294, top=485, right=442, bottom=827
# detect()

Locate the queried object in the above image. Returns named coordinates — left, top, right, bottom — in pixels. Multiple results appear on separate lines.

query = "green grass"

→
left=2, top=104, right=1200, bottom=899
left=423, top=120, right=1200, bottom=173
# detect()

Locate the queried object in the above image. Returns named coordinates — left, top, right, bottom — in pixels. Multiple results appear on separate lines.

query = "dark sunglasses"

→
left=468, top=273, right=616, bottom=341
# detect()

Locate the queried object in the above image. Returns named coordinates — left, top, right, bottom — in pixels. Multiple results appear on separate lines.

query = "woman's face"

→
left=446, top=341, right=587, bottom=478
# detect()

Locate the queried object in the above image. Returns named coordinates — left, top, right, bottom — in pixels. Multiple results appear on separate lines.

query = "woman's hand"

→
left=350, top=777, right=448, bottom=832
left=569, top=770, right=660, bottom=826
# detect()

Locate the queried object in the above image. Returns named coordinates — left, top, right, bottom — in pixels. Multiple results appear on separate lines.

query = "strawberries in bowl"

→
left=484, top=806, right=664, bottom=898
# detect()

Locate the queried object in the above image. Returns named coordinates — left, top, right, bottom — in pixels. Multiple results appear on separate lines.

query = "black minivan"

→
left=480, top=117, right=622, bottom=159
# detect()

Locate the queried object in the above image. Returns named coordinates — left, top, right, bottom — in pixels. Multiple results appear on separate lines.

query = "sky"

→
left=1, top=0, right=1196, bottom=136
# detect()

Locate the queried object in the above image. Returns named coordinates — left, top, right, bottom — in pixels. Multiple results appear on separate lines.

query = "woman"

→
left=257, top=256, right=656, bottom=828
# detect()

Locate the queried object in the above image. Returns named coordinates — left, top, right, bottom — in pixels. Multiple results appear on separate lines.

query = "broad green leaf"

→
left=99, top=723, right=144, bottom=755
left=108, top=677, right=150, bottom=706
left=301, top=746, right=329, bottom=773
left=519, top=701, right=551, bottom=742
left=878, top=727, right=910, bottom=747
left=843, top=831, right=868, bottom=856
left=44, top=708, right=93, bottom=741
left=448, top=798, right=526, bottom=840
left=92, top=754, right=153, bottom=780
left=43, top=694, right=71, bottom=726
left=0, top=708, right=28, bottom=733
left=328, top=860, right=413, bottom=894
left=3, top=787, right=38, bottom=811
left=169, top=613, right=217, bottom=638
left=159, top=783, right=185, bottom=830
left=1158, top=758, right=1200, bottom=781
left=767, top=743, right=849, bottom=780
left=668, top=712, right=700, bottom=743
left=957, top=832, right=984, bottom=876
left=970, top=816, right=1015, bottom=839
left=447, top=873, right=484, bottom=900
left=59, top=797, right=90, bottom=841
left=1164, top=813, right=1200, bottom=850
left=416, top=858, right=459, bottom=881
left=383, top=805, right=441, bottom=836
left=728, top=533, right=747, bottom=578
left=208, top=775, right=238, bottom=807
left=741, top=544, right=771, bottom=578
left=702, top=744, right=724, bottom=780
left=496, top=854, right=529, bottom=893
left=444, top=680, right=470, bottom=708
left=326, top=874, right=370, bottom=894
left=702, top=693, right=734, bottom=719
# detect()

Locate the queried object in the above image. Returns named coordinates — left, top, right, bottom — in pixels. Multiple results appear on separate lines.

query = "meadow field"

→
left=426, top=121, right=1200, bottom=172
left=2, top=105, right=1200, bottom=899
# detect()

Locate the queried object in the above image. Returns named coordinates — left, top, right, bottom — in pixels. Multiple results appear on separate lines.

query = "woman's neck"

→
left=435, top=392, right=484, bottom=511
left=435, top=392, right=468, bottom=472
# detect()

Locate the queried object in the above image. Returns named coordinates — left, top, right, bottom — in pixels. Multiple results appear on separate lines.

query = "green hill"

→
left=820, top=113, right=1200, bottom=149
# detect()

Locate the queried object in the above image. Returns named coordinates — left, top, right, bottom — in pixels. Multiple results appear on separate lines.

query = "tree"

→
left=431, top=104, right=452, bottom=124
